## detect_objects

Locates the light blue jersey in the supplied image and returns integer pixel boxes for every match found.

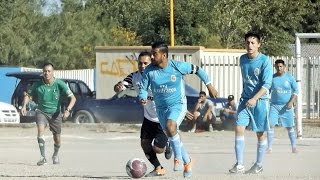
[240,53,272,99]
[237,53,272,132]
[269,72,298,127]
[270,73,298,105]
[139,59,211,128]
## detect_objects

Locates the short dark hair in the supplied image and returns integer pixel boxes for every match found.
[245,31,261,42]
[151,42,169,57]
[138,51,152,59]
[275,59,285,65]
[199,91,206,96]
[228,95,234,101]
[43,62,54,69]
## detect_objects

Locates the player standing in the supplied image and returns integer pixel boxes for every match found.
[266,59,298,153]
[229,31,272,174]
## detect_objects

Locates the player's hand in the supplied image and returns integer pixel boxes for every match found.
[114,81,124,92]
[184,111,194,121]
[140,99,147,106]
[20,106,27,116]
[62,111,70,121]
[207,85,218,98]
[246,98,257,108]
[287,102,294,109]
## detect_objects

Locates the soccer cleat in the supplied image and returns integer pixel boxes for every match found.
[145,167,165,177]
[292,147,298,153]
[37,157,47,166]
[229,163,245,174]
[173,159,183,171]
[164,142,173,160]
[245,163,263,174]
[52,155,60,164]
[183,158,192,178]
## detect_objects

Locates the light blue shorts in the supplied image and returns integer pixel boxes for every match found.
[237,98,270,132]
[269,104,295,128]
[157,103,187,130]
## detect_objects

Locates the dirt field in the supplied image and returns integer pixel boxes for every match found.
[0,122,319,180]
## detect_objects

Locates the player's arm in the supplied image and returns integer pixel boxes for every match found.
[114,73,133,92]
[60,81,76,120]
[138,72,150,106]
[247,58,272,107]
[287,75,299,108]
[176,61,218,97]
[21,93,31,116]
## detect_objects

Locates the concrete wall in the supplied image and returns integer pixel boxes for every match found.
[95,46,246,99]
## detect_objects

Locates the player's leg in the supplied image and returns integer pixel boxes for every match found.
[49,112,63,164]
[140,118,164,176]
[246,99,269,174]
[206,113,215,132]
[190,111,200,132]
[229,99,248,174]
[35,111,48,166]
[281,107,298,153]
[267,104,280,153]
[166,104,192,177]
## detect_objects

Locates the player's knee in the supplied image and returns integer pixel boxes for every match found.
[152,145,165,154]
[141,139,152,152]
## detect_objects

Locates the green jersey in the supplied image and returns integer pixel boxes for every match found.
[28,78,73,114]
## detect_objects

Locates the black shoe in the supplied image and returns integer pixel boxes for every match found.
[245,163,263,174]
[164,142,172,160]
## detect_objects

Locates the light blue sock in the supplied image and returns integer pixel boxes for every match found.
[267,128,274,150]
[235,136,244,165]
[169,133,182,161]
[180,142,191,164]
[287,127,296,148]
[256,139,267,166]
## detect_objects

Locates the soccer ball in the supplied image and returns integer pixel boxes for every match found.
[125,158,147,179]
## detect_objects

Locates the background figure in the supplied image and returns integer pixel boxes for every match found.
[139,42,218,178]
[114,51,172,177]
[267,59,298,154]
[21,62,76,166]
[189,91,216,132]
[229,31,272,174]
[220,95,237,130]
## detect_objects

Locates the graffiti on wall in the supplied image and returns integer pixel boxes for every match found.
[100,53,139,77]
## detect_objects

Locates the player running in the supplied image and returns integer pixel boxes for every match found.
[114,51,172,177]
[139,42,218,178]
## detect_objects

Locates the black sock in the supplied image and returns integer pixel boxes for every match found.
[53,144,60,157]
[145,151,161,169]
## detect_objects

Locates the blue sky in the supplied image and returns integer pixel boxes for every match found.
[43,0,62,15]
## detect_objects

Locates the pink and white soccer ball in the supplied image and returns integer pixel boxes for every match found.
[125,158,147,179]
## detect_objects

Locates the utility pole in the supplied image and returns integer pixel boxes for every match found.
[170,0,175,47]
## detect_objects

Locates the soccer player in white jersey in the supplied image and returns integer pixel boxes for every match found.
[266,59,298,154]
[229,31,273,174]
[138,42,218,178]
[114,51,172,177]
